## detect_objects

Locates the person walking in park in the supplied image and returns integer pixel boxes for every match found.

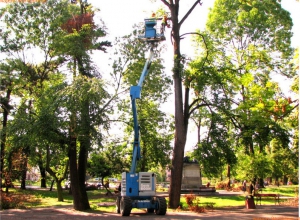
[242,180,247,193]
[249,181,255,198]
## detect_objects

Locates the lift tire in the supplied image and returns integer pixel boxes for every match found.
[155,197,167,215]
[120,196,132,216]
[115,196,121,213]
[147,208,154,213]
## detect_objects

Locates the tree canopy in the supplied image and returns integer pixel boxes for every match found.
[0,0,297,212]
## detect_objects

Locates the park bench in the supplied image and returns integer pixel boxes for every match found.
[255,191,280,205]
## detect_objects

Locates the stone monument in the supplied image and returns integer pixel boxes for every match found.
[181,157,202,189]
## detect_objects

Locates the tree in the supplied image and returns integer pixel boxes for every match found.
[0,0,113,209]
[235,148,272,183]
[0,0,72,190]
[160,0,205,209]
[0,63,15,190]
[190,0,296,185]
[56,0,112,210]
[198,0,294,153]
[192,111,237,180]
[31,80,70,201]
[87,143,130,192]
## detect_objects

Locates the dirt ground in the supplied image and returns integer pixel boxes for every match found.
[1,190,299,220]
[1,204,299,220]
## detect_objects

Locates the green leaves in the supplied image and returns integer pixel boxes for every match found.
[190,0,297,180]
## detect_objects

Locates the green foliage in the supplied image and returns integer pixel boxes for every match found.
[87,142,130,180]
[0,1,113,208]
[190,0,297,182]
[192,110,237,178]
[234,148,272,181]
[0,0,70,55]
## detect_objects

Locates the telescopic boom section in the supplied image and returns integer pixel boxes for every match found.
[129,44,155,174]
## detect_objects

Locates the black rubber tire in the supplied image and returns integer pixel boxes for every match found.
[120,196,132,216]
[147,208,155,213]
[115,196,121,214]
[155,197,167,215]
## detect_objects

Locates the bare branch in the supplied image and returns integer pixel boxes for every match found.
[188,97,210,116]
[161,0,170,7]
[179,0,202,28]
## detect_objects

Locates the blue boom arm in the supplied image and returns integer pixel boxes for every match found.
[129,45,154,174]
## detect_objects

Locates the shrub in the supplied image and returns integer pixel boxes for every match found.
[0,192,26,209]
[183,193,205,213]
[184,193,196,207]
[215,181,228,190]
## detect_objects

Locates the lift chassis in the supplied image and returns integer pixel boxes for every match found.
[115,18,167,216]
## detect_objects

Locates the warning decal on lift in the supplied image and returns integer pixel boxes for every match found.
[140,184,151,190]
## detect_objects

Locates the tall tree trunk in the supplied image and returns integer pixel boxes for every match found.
[77,100,91,210]
[4,172,11,193]
[227,164,231,188]
[0,88,11,190]
[67,55,90,210]
[259,178,264,188]
[162,0,202,209]
[69,99,90,211]
[56,179,64,202]
[49,180,54,191]
[283,175,288,185]
[168,8,188,209]
[39,164,47,188]
[20,156,28,190]
[249,140,254,155]
[169,56,188,208]
[37,152,47,188]
[78,144,90,209]
[69,136,83,210]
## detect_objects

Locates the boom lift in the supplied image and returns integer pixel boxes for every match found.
[115,18,167,216]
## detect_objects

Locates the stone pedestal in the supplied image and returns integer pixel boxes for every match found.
[181,162,201,189]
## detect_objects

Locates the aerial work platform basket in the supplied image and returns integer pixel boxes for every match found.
[138,18,166,42]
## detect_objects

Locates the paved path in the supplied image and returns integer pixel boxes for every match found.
[1,204,298,220]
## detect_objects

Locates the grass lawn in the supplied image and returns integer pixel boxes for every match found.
[180,185,298,209]
[2,185,298,212]
[258,185,298,197]
[180,195,245,209]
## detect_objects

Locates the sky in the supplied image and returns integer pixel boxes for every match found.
[90,0,299,91]
[90,0,299,47]
[88,0,299,152]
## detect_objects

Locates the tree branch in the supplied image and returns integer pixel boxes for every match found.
[95,41,112,53]
[161,0,170,7]
[179,0,202,28]
[180,32,208,71]
[188,97,210,117]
